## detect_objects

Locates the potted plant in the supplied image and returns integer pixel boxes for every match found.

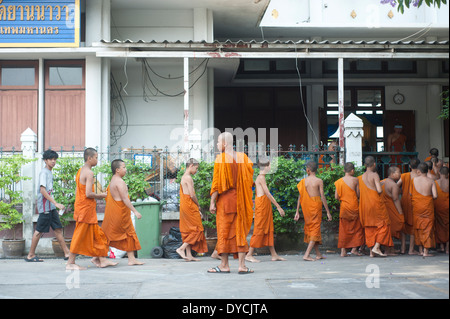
[0,155,34,258]
[51,157,83,256]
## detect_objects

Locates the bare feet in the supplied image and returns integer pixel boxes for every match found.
[128,259,145,266]
[210,251,221,260]
[271,255,286,261]
[176,247,189,261]
[371,247,387,257]
[92,257,118,268]
[315,255,326,260]
[66,263,87,270]
[408,250,419,255]
[245,255,261,263]
[303,255,315,261]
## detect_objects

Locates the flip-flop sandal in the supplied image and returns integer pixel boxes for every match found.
[24,256,43,262]
[207,266,230,273]
[238,268,254,275]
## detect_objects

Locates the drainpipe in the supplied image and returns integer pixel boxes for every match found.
[184,57,190,153]
[338,57,345,165]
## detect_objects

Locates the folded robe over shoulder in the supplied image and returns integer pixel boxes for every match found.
[297,179,323,244]
[400,172,414,235]
[381,182,405,240]
[250,194,274,248]
[434,181,449,245]
[210,152,254,256]
[334,178,364,249]
[71,168,109,257]
[179,185,208,254]
[358,175,393,248]
[102,186,141,252]
[411,180,435,248]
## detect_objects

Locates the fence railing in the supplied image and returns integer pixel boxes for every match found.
[362,151,419,179]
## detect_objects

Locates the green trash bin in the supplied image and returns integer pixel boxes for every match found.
[134,200,165,258]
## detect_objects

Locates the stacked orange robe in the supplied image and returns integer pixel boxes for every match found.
[70,168,109,257]
[249,194,274,248]
[179,185,208,253]
[434,181,448,245]
[210,152,254,257]
[358,176,393,248]
[297,179,323,244]
[102,186,141,252]
[411,180,435,248]
[400,172,414,235]
[381,182,405,240]
[334,178,364,249]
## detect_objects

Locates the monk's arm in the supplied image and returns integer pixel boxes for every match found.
[334,188,339,200]
[118,182,141,218]
[374,175,383,194]
[185,178,200,210]
[294,195,301,221]
[85,171,106,199]
[210,191,218,214]
[391,185,403,215]
[432,182,438,199]
[319,181,332,221]
[355,182,360,199]
[261,178,281,210]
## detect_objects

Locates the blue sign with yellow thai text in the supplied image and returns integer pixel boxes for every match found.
[0,0,79,47]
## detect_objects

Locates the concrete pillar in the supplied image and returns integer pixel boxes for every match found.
[20,128,37,250]
[344,113,364,167]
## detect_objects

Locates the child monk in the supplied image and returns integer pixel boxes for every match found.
[411,163,437,257]
[380,166,405,255]
[177,158,208,261]
[66,148,117,270]
[334,162,364,257]
[246,158,286,263]
[102,159,144,266]
[398,158,420,255]
[358,156,393,257]
[295,161,332,261]
[434,166,449,254]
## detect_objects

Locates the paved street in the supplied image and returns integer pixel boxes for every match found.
[0,251,448,300]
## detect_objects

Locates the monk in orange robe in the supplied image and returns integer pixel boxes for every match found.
[387,124,407,168]
[207,132,254,274]
[246,158,286,263]
[398,157,420,254]
[411,163,437,257]
[295,161,332,261]
[358,156,393,257]
[334,162,364,257]
[380,166,405,255]
[177,158,208,261]
[434,166,449,254]
[66,148,117,270]
[102,159,144,266]
[318,141,337,170]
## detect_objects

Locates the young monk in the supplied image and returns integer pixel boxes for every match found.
[380,166,405,255]
[358,156,393,257]
[398,158,420,255]
[102,159,144,266]
[411,163,437,257]
[66,148,117,270]
[246,158,286,263]
[177,158,208,261]
[294,161,332,261]
[208,132,254,274]
[334,162,364,257]
[434,166,449,254]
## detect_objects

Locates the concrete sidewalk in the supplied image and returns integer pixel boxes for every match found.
[0,251,448,300]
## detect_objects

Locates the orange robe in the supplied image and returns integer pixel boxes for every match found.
[71,168,109,257]
[250,194,274,248]
[381,182,405,240]
[400,173,414,235]
[434,182,449,245]
[210,152,254,257]
[102,186,141,252]
[334,178,364,249]
[297,179,323,244]
[358,176,393,248]
[179,185,208,253]
[411,180,435,248]
[390,135,406,167]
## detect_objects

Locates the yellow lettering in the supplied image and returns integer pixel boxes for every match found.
[0,6,5,21]
[25,5,34,20]
[55,5,60,20]
[63,5,69,21]
[26,26,34,34]
[39,26,46,34]
[7,5,15,20]
[17,5,23,20]
[36,5,44,21]
[46,5,53,20]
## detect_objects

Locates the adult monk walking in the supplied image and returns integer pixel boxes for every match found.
[66,148,117,270]
[358,156,393,257]
[434,166,449,254]
[102,159,144,266]
[207,132,254,274]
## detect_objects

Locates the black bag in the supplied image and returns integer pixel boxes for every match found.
[161,227,182,259]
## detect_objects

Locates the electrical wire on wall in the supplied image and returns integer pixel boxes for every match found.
[141,58,210,101]
[294,44,320,147]
[110,73,129,146]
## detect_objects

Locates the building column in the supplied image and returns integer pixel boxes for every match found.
[344,114,364,167]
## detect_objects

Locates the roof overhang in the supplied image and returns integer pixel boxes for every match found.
[93,39,449,60]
